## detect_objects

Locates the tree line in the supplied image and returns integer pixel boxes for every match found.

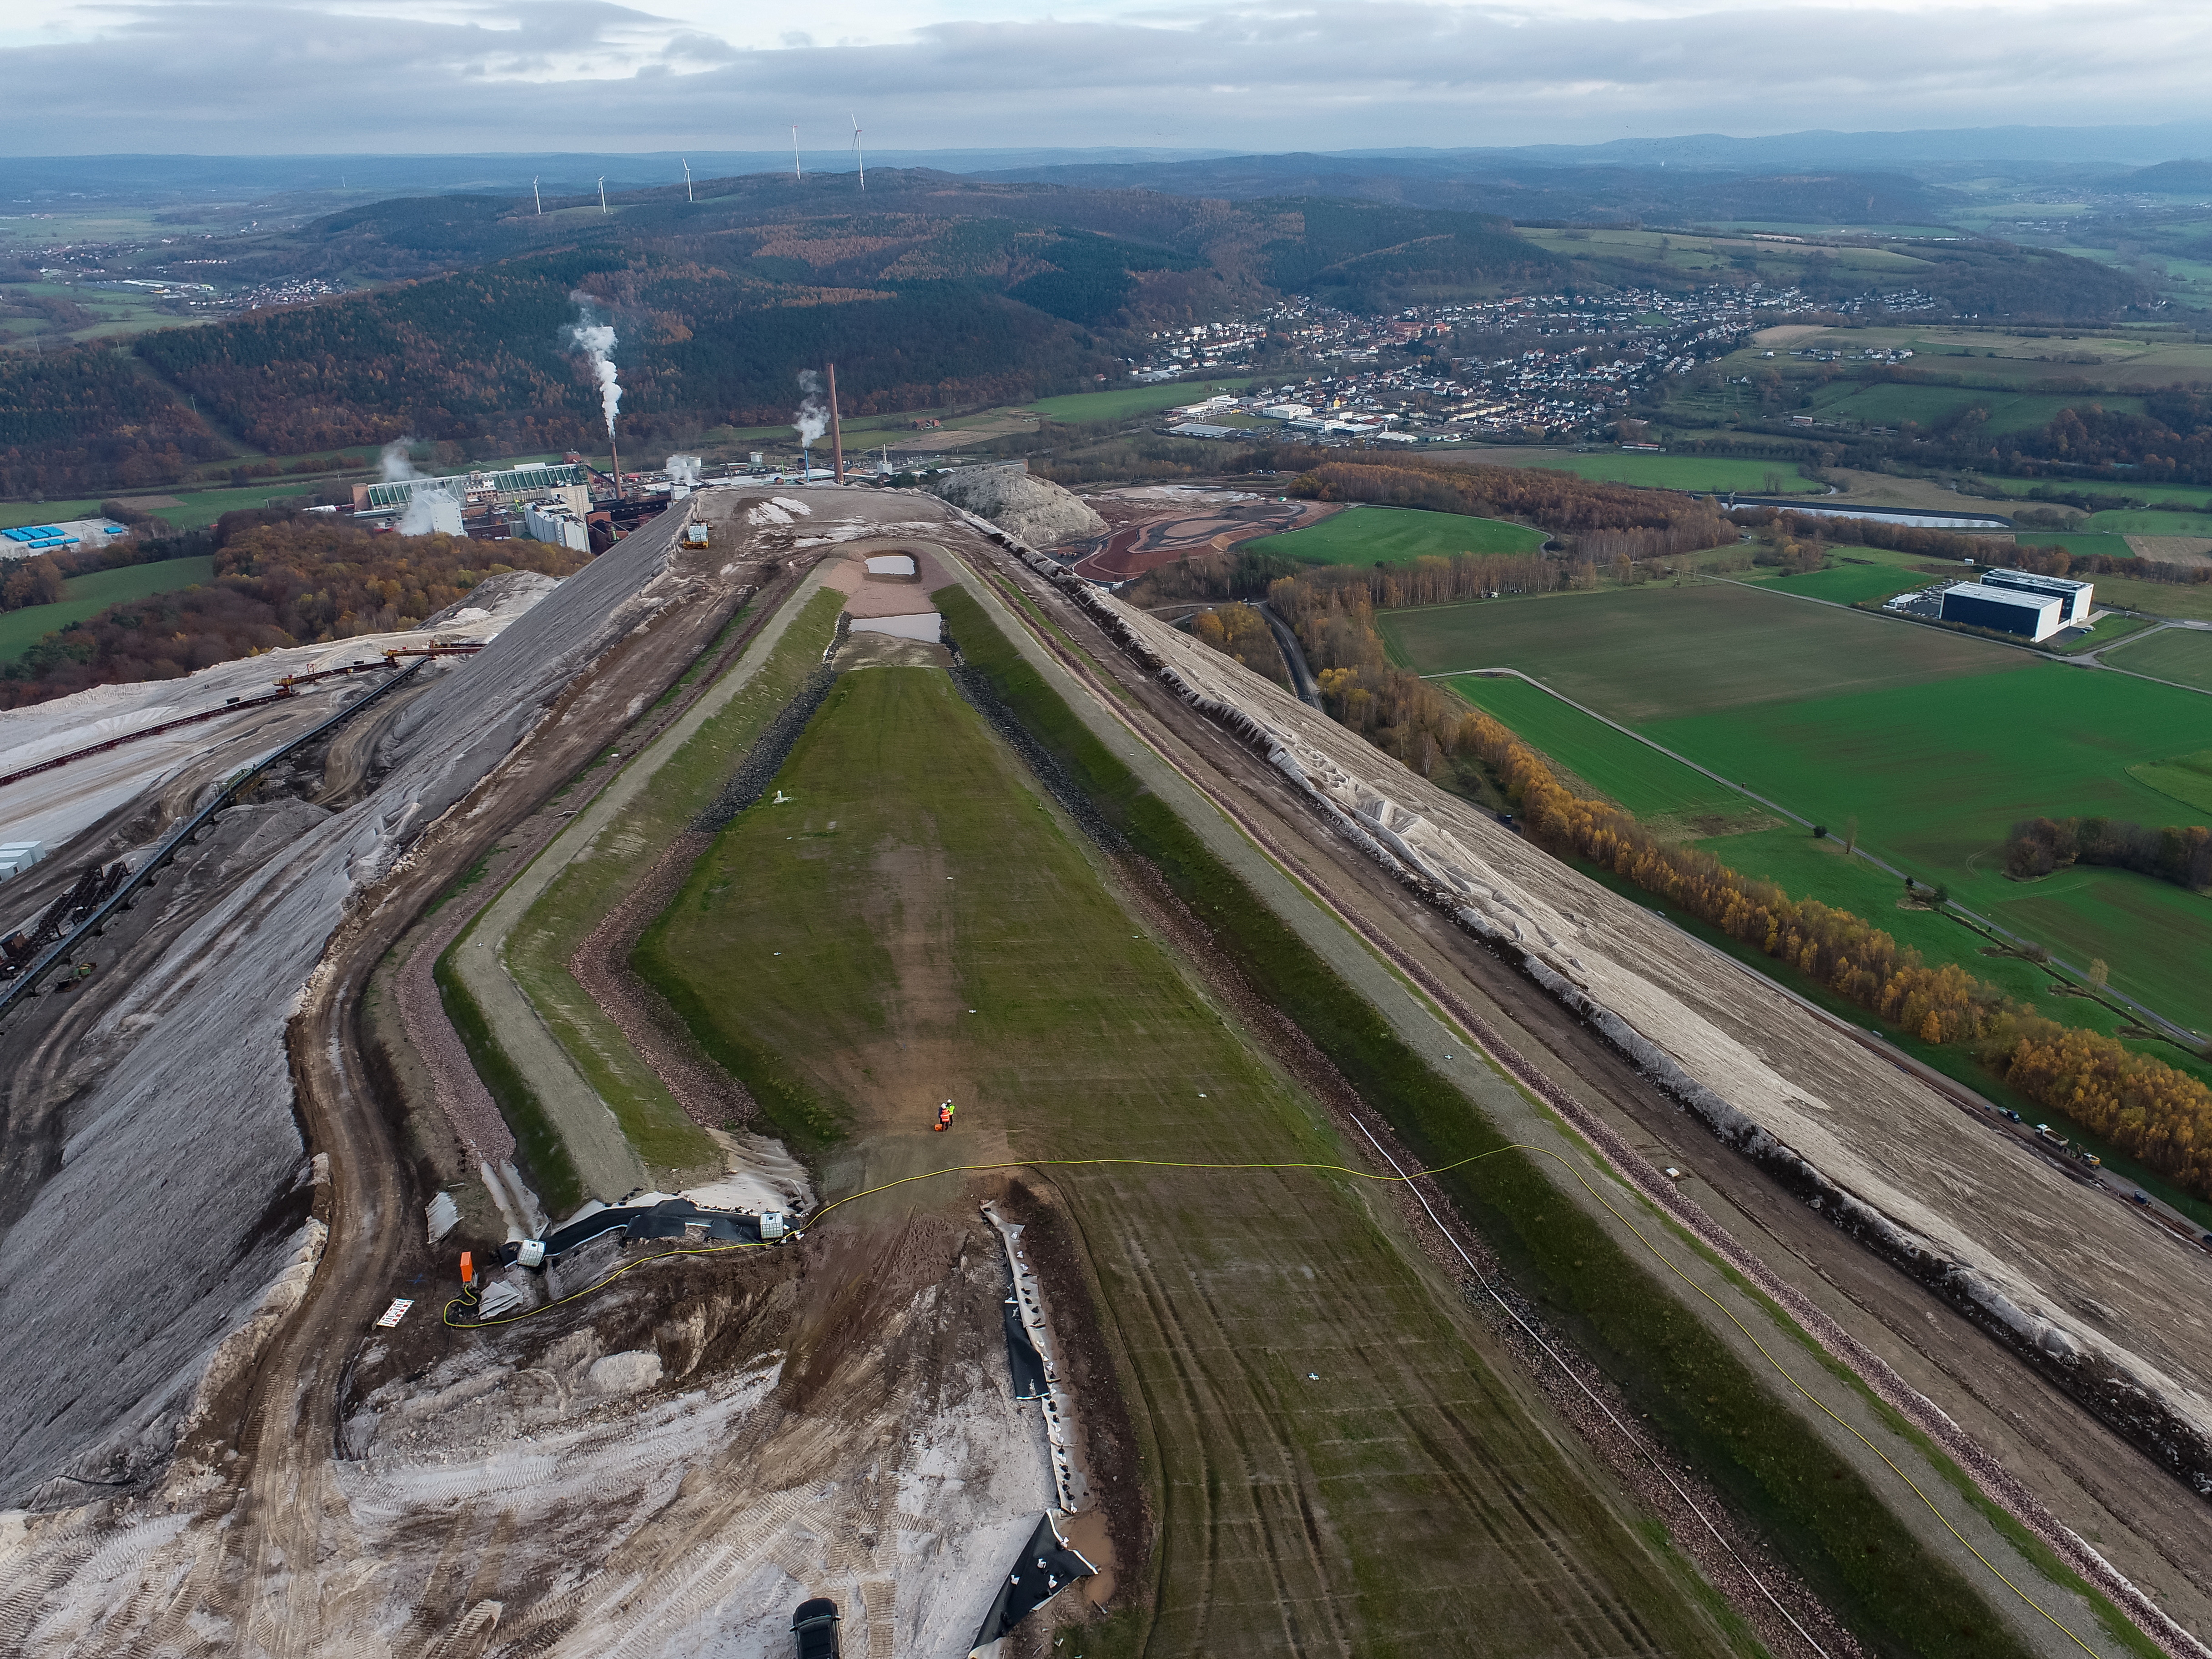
[1187,603,1290,688]
[1,512,585,708]
[2006,816,2212,893]
[1289,457,1735,559]
[0,500,214,616]
[1466,705,2212,1197]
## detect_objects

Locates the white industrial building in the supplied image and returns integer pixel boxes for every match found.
[1977,566,2094,623]
[1940,582,2065,641]
[524,501,592,553]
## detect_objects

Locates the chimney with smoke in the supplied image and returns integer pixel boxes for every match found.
[794,370,830,479]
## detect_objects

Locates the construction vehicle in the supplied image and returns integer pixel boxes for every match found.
[681,518,710,549]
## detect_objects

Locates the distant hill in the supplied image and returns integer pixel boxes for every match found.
[2125,160,2212,194]
[0,167,2159,498]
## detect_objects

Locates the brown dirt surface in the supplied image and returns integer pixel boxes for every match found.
[1065,496,1337,582]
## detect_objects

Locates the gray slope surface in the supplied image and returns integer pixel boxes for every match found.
[0,516,689,1504]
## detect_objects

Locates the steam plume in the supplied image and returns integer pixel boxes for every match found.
[397,482,457,537]
[378,439,422,482]
[566,297,623,438]
[794,370,830,446]
[665,452,702,487]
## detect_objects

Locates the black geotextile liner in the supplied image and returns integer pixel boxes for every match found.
[1003,1296,1048,1400]
[947,654,1126,852]
[972,1513,1096,1647]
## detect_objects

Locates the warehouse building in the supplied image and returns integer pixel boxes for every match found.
[1977,567,2094,623]
[1941,581,2064,641]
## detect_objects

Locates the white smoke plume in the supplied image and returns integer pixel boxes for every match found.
[794,370,830,447]
[665,453,702,486]
[396,483,459,537]
[566,297,622,438]
[378,439,422,482]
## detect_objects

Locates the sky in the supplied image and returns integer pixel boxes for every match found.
[3,0,2210,156]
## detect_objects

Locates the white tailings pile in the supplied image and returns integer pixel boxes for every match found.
[932,468,1105,548]
[0,517,699,1507]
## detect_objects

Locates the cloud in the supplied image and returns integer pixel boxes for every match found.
[2,0,2208,154]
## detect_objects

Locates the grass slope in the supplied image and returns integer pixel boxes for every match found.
[636,656,1761,1658]
[0,555,216,662]
[498,588,846,1170]
[1248,504,1546,568]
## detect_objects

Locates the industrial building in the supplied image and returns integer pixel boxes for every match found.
[1940,581,2064,641]
[524,500,592,553]
[1977,566,2094,623]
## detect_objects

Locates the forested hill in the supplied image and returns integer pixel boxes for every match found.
[0,174,1569,496]
[0,165,2161,498]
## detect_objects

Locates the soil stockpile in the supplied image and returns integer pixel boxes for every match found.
[933,466,1106,548]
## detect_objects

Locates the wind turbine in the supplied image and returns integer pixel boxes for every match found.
[532,176,542,215]
[597,176,608,214]
[850,114,865,191]
[791,125,803,181]
[682,158,693,202]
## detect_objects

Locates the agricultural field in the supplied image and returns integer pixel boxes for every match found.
[2131,749,2212,816]
[0,555,216,662]
[1025,377,1259,422]
[1379,582,2024,723]
[1468,447,1823,494]
[2106,627,2212,693]
[634,654,1745,1654]
[1711,327,2212,390]
[1246,503,1545,566]
[1741,558,1931,607]
[2083,508,2212,537]
[1385,582,2212,1032]
[1806,382,2143,435]
[2081,572,2212,621]
[2011,533,2135,562]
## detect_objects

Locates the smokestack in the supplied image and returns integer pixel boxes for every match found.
[609,429,622,500]
[827,362,844,483]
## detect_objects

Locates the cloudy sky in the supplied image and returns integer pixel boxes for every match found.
[3,0,2207,156]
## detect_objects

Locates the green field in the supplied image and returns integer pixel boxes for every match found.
[0,556,217,662]
[1249,504,1547,566]
[2012,533,2135,561]
[2084,509,2212,537]
[2131,749,2212,815]
[635,654,1752,1654]
[1486,450,1821,494]
[1444,673,1755,827]
[2106,627,2212,693]
[1025,377,1259,422]
[1381,583,2026,722]
[1810,383,2142,436]
[1384,583,2212,1031]
[2082,572,2212,621]
[1746,560,1930,606]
